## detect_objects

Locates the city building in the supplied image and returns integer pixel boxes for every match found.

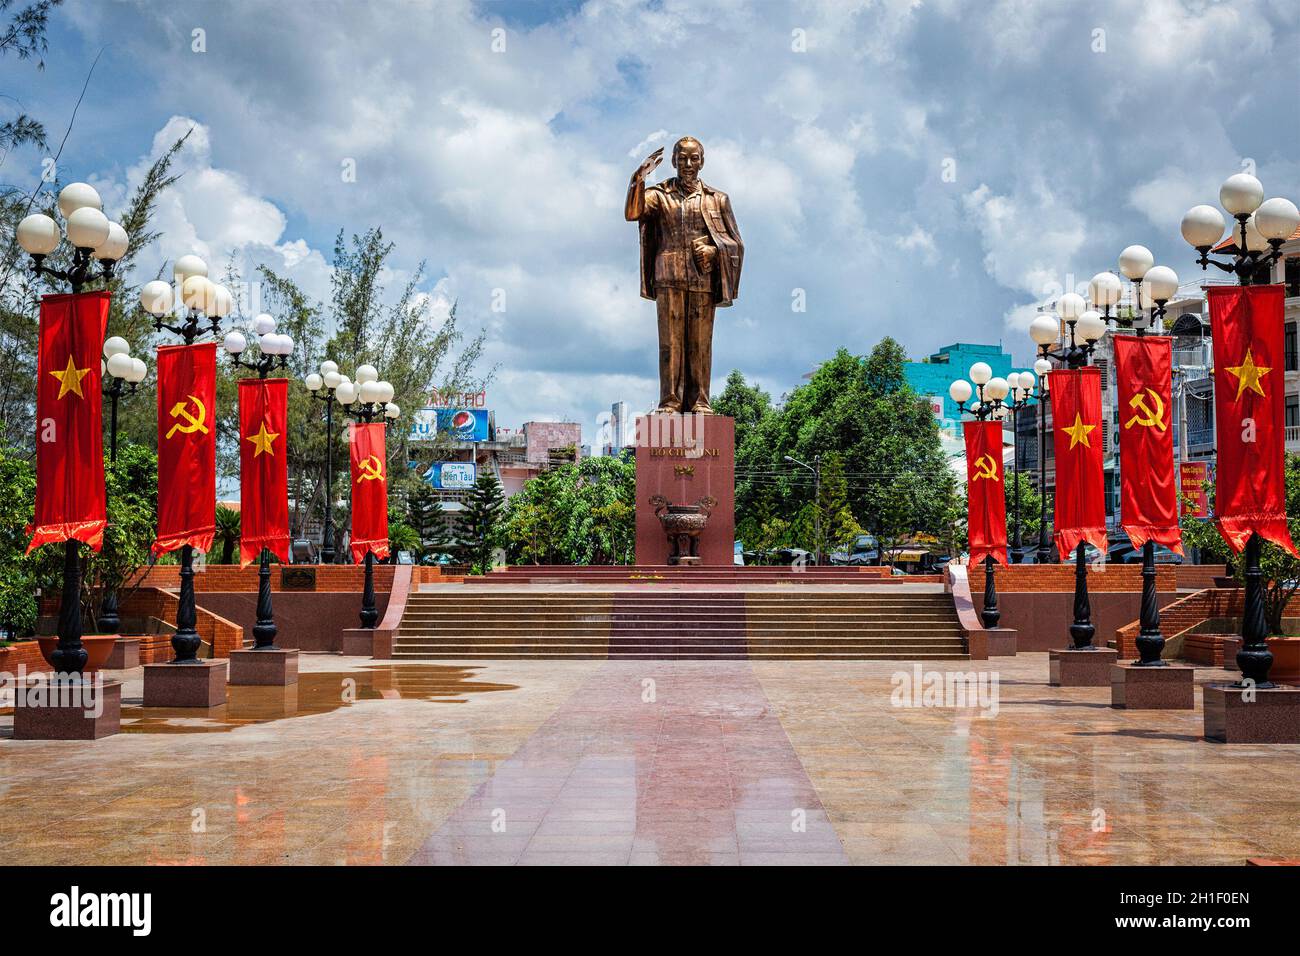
[601,400,634,456]
[903,342,1035,438]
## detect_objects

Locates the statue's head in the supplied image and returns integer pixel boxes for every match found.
[672,137,704,184]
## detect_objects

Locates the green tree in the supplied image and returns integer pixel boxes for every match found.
[457,468,505,574]
[213,505,240,565]
[87,443,158,623]
[500,454,636,565]
[712,369,773,455]
[0,443,37,637]
[1181,453,1300,634]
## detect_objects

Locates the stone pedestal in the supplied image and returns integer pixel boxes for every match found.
[1049,647,1118,687]
[985,628,1017,657]
[12,678,122,740]
[1111,663,1195,709]
[634,413,734,567]
[228,648,298,686]
[1203,683,1300,743]
[143,659,228,708]
[341,628,376,657]
[105,637,140,670]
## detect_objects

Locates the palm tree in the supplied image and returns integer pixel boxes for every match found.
[214,505,241,565]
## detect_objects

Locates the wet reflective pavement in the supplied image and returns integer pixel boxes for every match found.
[119,666,519,734]
[1,655,1298,865]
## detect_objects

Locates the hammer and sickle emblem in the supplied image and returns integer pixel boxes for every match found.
[165,395,209,439]
[1124,389,1167,431]
[356,455,385,482]
[972,454,999,482]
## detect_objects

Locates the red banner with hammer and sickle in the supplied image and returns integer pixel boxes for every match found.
[238,377,290,566]
[1050,366,1107,559]
[963,419,1007,566]
[350,422,390,561]
[153,342,216,555]
[1113,335,1182,553]
[1209,284,1297,556]
[27,291,110,553]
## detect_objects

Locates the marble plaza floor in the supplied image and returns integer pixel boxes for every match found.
[1,653,1298,865]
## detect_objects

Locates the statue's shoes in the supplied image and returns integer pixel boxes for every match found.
[689,403,713,414]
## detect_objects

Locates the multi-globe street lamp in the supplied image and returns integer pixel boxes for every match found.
[1002,369,1038,563]
[304,361,353,564]
[15,183,130,676]
[1029,295,1107,650]
[948,362,1008,629]
[16,183,129,293]
[139,255,235,664]
[1098,253,1180,666]
[96,336,147,634]
[335,364,400,628]
[1180,172,1300,687]
[224,313,295,651]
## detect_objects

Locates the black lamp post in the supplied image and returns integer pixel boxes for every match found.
[1035,381,1052,563]
[1180,175,1300,687]
[15,185,131,677]
[140,255,230,664]
[305,361,350,565]
[95,340,147,633]
[1029,294,1108,649]
[949,364,1013,629]
[223,315,293,650]
[338,366,400,629]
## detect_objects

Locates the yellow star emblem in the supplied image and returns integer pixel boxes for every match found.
[246,421,279,457]
[1060,413,1095,449]
[49,355,91,400]
[1225,347,1271,401]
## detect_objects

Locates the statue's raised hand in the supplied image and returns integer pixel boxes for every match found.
[633,147,664,182]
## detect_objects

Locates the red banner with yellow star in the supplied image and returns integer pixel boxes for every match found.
[1050,366,1106,559]
[1209,284,1297,556]
[963,419,1007,566]
[1113,335,1182,553]
[349,422,390,562]
[27,291,110,553]
[153,343,217,556]
[238,377,290,566]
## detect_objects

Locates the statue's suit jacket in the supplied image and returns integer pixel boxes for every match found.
[628,177,744,307]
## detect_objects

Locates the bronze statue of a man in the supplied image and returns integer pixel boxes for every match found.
[625,136,743,414]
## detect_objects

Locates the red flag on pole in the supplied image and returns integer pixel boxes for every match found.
[1113,335,1182,553]
[153,342,217,555]
[238,377,290,566]
[27,291,110,553]
[349,422,390,562]
[1051,366,1107,559]
[963,419,1007,566]
[1208,284,1297,556]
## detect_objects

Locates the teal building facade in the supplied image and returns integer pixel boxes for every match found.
[902,342,1035,432]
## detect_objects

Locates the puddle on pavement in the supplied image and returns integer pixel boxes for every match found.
[119,664,519,734]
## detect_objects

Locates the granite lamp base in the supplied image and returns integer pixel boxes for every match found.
[228,648,299,686]
[105,637,140,670]
[143,659,228,708]
[1049,647,1118,687]
[1203,683,1300,743]
[1111,663,1195,709]
[985,628,1017,657]
[12,678,122,740]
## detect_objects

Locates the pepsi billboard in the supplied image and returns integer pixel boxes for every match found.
[408,407,491,443]
[436,408,490,442]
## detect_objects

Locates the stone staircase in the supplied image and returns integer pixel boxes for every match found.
[393,590,968,660]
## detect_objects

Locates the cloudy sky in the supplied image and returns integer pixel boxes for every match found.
[6,0,1300,447]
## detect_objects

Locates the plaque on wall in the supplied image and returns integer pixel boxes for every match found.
[280,567,317,591]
